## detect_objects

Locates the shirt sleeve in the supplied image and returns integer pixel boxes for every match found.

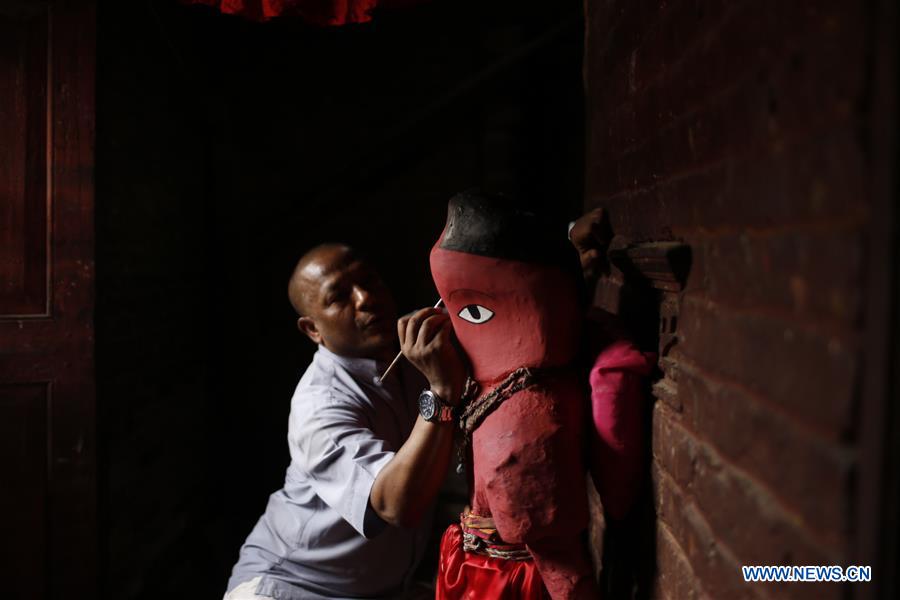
[288,388,395,538]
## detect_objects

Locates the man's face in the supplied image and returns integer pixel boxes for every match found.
[299,249,397,360]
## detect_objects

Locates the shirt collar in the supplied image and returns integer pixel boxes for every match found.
[316,344,391,383]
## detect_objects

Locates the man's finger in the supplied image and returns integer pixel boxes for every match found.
[406,307,440,330]
[405,307,439,348]
[416,313,449,347]
[403,309,425,348]
[397,315,409,344]
[422,318,453,351]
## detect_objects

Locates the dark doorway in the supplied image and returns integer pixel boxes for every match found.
[95,1,585,597]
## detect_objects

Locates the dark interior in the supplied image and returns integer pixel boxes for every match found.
[95,1,584,596]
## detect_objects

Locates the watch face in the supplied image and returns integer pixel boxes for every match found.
[419,391,436,421]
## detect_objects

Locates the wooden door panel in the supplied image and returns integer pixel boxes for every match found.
[0,384,49,598]
[0,7,49,317]
[0,2,96,598]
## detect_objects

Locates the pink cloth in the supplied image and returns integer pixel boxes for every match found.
[588,339,656,520]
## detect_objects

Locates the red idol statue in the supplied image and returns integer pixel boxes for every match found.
[431,192,653,599]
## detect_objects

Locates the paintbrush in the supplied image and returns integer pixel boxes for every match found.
[379,298,444,382]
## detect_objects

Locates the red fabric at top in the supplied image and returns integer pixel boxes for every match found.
[182,0,419,25]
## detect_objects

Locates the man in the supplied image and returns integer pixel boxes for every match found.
[224,243,467,600]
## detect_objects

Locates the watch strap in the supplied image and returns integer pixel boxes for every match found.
[435,403,454,423]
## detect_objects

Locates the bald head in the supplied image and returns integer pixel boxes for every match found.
[288,243,356,316]
[288,243,397,359]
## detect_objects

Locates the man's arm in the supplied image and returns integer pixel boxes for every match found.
[369,307,466,528]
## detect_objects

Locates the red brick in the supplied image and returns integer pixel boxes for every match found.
[656,521,703,600]
[675,296,858,436]
[654,460,766,600]
[584,1,872,596]
[692,443,842,564]
[695,227,865,326]
[586,481,605,580]
[652,401,699,489]
[653,370,682,413]
[678,364,854,545]
[655,404,848,559]
[589,125,867,244]
[653,419,847,600]
[586,0,869,203]
[604,97,638,159]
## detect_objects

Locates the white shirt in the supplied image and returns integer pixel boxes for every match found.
[227,345,431,599]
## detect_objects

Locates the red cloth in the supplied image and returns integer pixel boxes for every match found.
[181,0,419,25]
[588,339,656,520]
[436,525,549,600]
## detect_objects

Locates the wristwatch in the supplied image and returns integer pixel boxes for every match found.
[418,389,454,423]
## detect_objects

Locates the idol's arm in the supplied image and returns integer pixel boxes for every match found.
[475,386,599,599]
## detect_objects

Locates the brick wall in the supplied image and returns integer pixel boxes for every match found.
[584,2,894,599]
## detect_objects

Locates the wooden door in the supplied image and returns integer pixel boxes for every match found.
[0,1,96,597]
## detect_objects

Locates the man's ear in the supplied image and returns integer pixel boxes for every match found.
[297,316,322,344]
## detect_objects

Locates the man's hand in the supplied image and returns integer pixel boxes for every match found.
[370,306,466,528]
[398,307,467,405]
[570,207,612,280]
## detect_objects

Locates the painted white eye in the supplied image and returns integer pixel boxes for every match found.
[457,304,494,324]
